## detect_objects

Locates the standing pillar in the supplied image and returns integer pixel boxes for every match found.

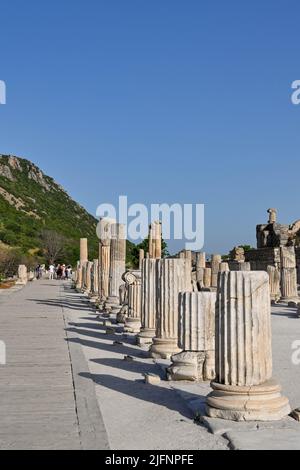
[139,249,145,270]
[211,254,222,288]
[80,238,88,263]
[16,265,28,285]
[206,271,290,421]
[85,261,93,294]
[150,258,192,359]
[196,252,206,285]
[90,259,99,299]
[203,268,212,288]
[149,221,162,259]
[167,291,216,381]
[280,247,298,302]
[98,218,114,301]
[137,259,160,346]
[123,271,142,333]
[108,223,126,305]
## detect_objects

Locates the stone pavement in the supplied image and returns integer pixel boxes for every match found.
[0,279,108,450]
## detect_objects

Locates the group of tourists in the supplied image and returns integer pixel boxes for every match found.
[35,264,72,280]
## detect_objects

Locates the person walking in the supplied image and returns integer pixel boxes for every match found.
[49,264,55,280]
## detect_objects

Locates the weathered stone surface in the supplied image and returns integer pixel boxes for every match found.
[108,223,126,305]
[149,221,162,259]
[80,238,88,263]
[123,270,142,333]
[203,268,212,288]
[137,259,160,346]
[150,258,192,360]
[168,291,216,381]
[211,254,222,288]
[267,265,281,302]
[206,271,290,421]
[16,265,27,285]
[280,247,298,302]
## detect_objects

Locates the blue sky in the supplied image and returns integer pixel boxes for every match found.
[1,0,300,254]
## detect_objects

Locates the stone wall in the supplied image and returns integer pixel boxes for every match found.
[244,247,280,271]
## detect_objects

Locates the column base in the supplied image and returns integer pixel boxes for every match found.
[167,350,215,382]
[124,317,141,334]
[136,328,156,346]
[149,337,181,360]
[206,378,291,421]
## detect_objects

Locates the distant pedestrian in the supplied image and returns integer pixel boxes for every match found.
[35,264,42,280]
[56,264,62,279]
[49,264,55,280]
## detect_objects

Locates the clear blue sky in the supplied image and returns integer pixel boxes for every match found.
[1,0,300,254]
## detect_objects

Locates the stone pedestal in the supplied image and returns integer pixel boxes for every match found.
[280,247,298,302]
[16,264,27,285]
[108,223,126,307]
[150,258,192,359]
[206,271,290,421]
[123,271,142,333]
[167,291,216,381]
[137,259,160,346]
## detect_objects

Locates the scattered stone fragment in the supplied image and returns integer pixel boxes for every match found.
[144,373,161,385]
[113,341,123,346]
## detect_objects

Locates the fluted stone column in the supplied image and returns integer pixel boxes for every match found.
[267,265,281,302]
[139,249,145,270]
[75,261,82,290]
[150,258,192,359]
[203,267,212,288]
[108,223,126,306]
[196,252,206,285]
[280,247,298,302]
[80,238,88,263]
[219,262,229,272]
[89,259,99,300]
[84,261,93,294]
[168,291,216,381]
[137,259,160,346]
[149,221,162,259]
[206,271,290,421]
[98,218,114,302]
[211,254,222,288]
[123,271,142,333]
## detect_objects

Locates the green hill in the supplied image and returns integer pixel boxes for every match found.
[0,154,135,269]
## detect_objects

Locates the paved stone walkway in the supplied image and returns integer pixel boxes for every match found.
[0,280,108,450]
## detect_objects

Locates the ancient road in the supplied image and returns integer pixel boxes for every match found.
[0,279,227,450]
[0,279,299,450]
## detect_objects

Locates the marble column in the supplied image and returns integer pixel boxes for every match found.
[280,247,298,302]
[150,258,192,359]
[89,259,99,300]
[167,291,216,381]
[149,221,162,259]
[267,265,281,302]
[137,259,160,346]
[211,254,222,288]
[75,260,82,290]
[196,252,206,285]
[219,262,229,272]
[123,270,142,333]
[85,261,93,294]
[108,223,126,306]
[80,238,88,263]
[203,267,212,288]
[139,249,145,270]
[206,271,290,421]
[98,219,114,301]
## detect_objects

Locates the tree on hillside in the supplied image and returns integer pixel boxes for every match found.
[40,230,66,265]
